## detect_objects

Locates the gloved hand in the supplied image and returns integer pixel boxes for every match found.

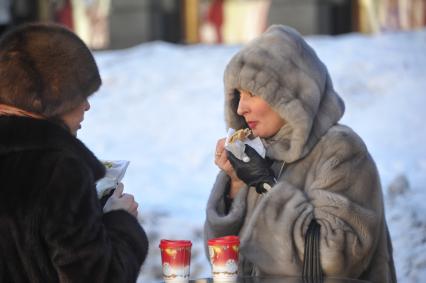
[227,144,276,194]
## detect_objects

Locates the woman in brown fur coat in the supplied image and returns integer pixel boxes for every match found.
[204,25,396,283]
[0,23,148,282]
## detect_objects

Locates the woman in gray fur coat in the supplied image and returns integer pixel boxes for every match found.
[204,25,396,283]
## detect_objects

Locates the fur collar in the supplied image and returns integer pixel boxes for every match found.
[0,116,105,180]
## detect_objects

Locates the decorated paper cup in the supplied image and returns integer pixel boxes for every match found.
[159,240,192,282]
[207,236,240,281]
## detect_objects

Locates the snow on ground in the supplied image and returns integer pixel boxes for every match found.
[78,28,426,282]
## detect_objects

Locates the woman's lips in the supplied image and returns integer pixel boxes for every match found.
[247,121,257,129]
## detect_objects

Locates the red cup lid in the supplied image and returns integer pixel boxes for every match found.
[208,235,240,246]
[159,239,192,249]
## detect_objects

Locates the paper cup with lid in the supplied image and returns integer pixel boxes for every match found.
[159,239,192,282]
[207,236,240,281]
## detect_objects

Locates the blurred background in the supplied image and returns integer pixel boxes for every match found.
[1,0,426,49]
[1,1,426,282]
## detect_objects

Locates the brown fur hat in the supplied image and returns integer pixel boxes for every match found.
[0,22,101,117]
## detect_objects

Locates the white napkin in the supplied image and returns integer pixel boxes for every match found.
[224,128,265,162]
[96,160,130,198]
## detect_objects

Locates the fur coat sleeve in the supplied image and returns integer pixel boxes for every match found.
[40,155,148,282]
[204,171,249,240]
[0,117,149,282]
[205,126,394,282]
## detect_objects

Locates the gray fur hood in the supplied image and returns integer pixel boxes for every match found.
[224,25,345,162]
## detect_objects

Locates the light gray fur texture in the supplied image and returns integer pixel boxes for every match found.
[204,25,396,283]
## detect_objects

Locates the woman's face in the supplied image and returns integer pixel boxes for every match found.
[236,90,285,138]
[60,99,90,136]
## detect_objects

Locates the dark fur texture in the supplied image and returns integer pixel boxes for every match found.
[0,23,101,117]
[0,116,148,282]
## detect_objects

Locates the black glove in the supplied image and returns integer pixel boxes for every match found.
[227,144,276,194]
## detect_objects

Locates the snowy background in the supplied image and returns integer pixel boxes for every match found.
[79,29,426,282]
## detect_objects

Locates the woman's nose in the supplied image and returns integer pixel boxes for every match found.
[237,96,249,116]
[84,100,90,111]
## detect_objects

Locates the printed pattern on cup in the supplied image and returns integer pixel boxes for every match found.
[159,240,192,282]
[207,236,240,281]
[209,245,238,278]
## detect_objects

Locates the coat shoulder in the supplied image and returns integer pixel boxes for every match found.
[318,124,368,158]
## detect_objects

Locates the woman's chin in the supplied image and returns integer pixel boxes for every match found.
[71,127,79,136]
[252,130,264,138]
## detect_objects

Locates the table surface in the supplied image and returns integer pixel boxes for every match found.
[161,276,370,283]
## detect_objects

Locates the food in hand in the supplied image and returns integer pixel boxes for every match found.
[228,128,252,144]
[103,161,114,169]
[96,160,130,199]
